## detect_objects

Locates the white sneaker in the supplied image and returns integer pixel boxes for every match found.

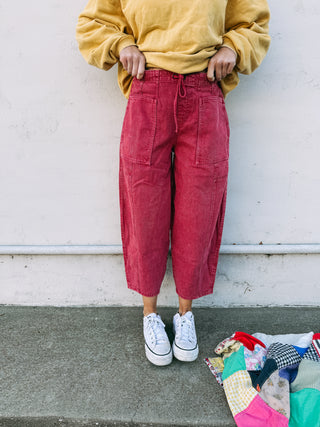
[173,311,199,362]
[143,313,173,366]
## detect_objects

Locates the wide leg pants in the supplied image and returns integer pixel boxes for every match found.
[119,69,229,300]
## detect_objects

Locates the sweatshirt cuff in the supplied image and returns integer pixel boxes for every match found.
[220,37,238,59]
[114,35,137,58]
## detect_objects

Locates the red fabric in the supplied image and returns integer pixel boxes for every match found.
[233,332,266,350]
[119,69,229,299]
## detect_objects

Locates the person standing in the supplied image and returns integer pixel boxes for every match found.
[76,0,271,366]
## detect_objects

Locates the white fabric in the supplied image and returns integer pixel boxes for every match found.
[252,332,314,349]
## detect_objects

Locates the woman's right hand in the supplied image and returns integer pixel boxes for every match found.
[119,45,146,80]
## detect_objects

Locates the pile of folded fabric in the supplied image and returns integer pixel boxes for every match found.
[205,331,320,426]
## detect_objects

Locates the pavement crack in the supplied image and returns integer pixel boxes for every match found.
[130,395,142,424]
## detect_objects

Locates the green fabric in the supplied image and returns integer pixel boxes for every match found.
[289,388,320,427]
[291,359,320,393]
[222,345,246,381]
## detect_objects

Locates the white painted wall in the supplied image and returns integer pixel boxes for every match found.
[0,0,319,306]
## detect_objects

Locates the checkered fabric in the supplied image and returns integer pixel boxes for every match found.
[267,342,302,369]
[304,342,320,362]
[223,370,258,416]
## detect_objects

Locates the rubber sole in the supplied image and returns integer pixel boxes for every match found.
[145,344,173,366]
[173,341,199,362]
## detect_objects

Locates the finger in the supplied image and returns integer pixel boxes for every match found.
[126,57,133,74]
[207,58,215,81]
[137,55,145,79]
[121,56,128,70]
[131,55,139,77]
[218,62,225,80]
[215,61,222,81]
[226,61,234,75]
[222,62,229,79]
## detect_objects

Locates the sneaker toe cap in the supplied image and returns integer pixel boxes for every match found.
[175,339,198,351]
[147,341,171,356]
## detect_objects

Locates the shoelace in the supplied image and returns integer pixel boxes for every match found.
[177,317,196,343]
[146,317,167,344]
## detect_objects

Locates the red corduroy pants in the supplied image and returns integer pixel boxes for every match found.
[119,69,229,300]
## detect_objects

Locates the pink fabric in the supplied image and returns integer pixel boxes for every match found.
[119,69,229,299]
[234,395,289,427]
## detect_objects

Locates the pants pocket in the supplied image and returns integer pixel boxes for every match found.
[195,96,229,166]
[120,96,157,165]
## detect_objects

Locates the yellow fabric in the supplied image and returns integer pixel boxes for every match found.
[76,0,271,98]
[207,357,225,373]
[223,370,258,416]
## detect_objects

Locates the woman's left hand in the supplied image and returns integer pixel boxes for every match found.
[207,47,237,82]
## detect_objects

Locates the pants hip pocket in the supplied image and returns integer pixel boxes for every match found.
[120,96,157,165]
[195,96,229,166]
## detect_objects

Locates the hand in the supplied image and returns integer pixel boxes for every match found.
[119,45,146,80]
[207,47,237,82]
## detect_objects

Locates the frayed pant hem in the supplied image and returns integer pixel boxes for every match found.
[127,285,160,298]
[175,288,214,301]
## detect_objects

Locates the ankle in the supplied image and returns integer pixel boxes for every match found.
[178,297,192,316]
[144,310,157,317]
[178,309,192,316]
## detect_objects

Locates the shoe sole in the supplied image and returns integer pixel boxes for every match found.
[173,342,199,362]
[145,344,173,366]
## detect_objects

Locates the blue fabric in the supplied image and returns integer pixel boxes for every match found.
[279,363,299,383]
[293,345,309,357]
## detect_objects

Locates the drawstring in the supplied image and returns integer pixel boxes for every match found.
[173,74,187,133]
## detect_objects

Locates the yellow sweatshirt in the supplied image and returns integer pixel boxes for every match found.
[76,0,271,98]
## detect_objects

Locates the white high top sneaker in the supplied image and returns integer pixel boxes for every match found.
[143,313,173,366]
[173,311,199,362]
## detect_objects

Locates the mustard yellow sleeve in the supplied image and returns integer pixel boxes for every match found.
[75,0,136,70]
[222,0,271,75]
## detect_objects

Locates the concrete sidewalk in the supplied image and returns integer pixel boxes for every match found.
[0,306,318,426]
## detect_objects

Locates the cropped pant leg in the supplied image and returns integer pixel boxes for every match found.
[119,70,229,299]
[119,72,176,296]
[170,75,229,300]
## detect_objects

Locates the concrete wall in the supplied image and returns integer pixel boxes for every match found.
[0,0,319,306]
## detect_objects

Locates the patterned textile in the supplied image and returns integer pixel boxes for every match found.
[259,370,290,418]
[313,334,320,357]
[204,357,224,386]
[244,344,267,371]
[266,343,302,369]
[223,370,258,416]
[206,331,320,427]
[303,340,320,362]
[215,331,265,358]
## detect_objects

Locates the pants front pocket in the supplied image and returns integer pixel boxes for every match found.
[120,96,157,165]
[195,96,229,166]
